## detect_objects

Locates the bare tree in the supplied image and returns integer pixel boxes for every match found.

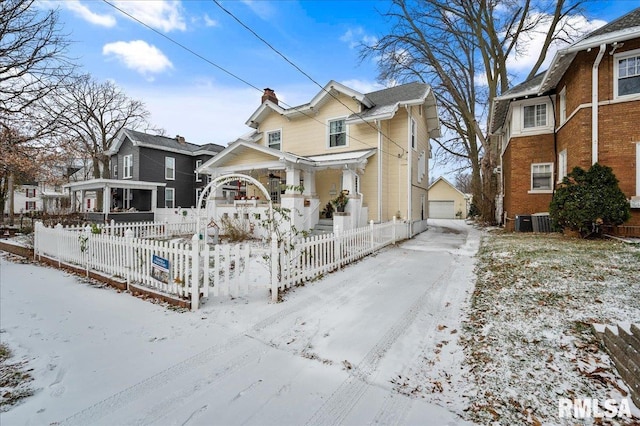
[53,74,151,181]
[454,171,473,194]
[363,0,584,223]
[0,0,73,119]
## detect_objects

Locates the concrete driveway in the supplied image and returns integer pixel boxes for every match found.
[1,219,478,426]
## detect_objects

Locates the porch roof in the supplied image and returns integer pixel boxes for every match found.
[197,139,376,175]
[63,178,166,192]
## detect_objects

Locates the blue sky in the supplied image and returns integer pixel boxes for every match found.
[42,0,639,177]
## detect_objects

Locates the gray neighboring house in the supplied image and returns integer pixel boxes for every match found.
[106,129,224,211]
[65,129,224,223]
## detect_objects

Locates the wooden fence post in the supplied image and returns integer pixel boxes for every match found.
[392,216,396,245]
[270,233,279,303]
[125,228,134,290]
[190,233,200,311]
[55,223,63,267]
[370,220,374,250]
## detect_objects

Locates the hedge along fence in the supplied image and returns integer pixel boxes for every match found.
[34,217,420,309]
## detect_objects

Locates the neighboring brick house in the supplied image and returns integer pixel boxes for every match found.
[65,129,224,222]
[491,7,640,234]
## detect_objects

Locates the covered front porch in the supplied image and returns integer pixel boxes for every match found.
[63,179,165,223]
[197,140,375,234]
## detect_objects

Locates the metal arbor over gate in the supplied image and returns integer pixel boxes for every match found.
[195,173,274,237]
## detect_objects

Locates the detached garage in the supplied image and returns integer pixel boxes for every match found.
[427,177,469,219]
[429,200,456,219]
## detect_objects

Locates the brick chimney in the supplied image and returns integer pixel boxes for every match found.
[261,88,278,105]
[175,135,186,144]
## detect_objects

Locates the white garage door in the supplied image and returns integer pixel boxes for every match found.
[429,200,455,219]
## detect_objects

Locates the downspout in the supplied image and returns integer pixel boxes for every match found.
[548,94,557,196]
[376,119,382,222]
[406,106,412,227]
[592,44,606,165]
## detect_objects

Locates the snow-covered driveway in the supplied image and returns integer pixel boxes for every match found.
[0,219,478,426]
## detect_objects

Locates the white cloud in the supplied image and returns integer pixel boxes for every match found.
[113,0,186,32]
[506,13,607,77]
[240,0,275,20]
[61,0,116,27]
[203,13,218,28]
[340,27,378,49]
[340,79,387,94]
[102,40,173,77]
[126,83,260,145]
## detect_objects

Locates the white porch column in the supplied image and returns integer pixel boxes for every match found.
[303,170,316,196]
[80,190,85,212]
[281,166,304,232]
[341,168,360,228]
[151,188,158,212]
[285,167,302,194]
[102,184,111,215]
[303,169,319,230]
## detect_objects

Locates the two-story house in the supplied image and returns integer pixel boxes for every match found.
[65,129,224,222]
[491,7,640,235]
[196,80,441,233]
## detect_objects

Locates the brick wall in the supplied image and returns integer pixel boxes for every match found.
[503,134,555,230]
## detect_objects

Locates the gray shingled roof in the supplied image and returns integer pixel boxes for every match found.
[124,129,224,154]
[348,82,430,120]
[580,7,640,40]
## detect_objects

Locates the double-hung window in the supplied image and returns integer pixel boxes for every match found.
[410,118,417,150]
[531,163,553,191]
[25,188,36,198]
[195,159,202,182]
[558,150,567,182]
[267,130,281,150]
[123,154,133,179]
[523,104,547,128]
[165,157,175,180]
[616,50,640,98]
[559,87,567,124]
[165,188,175,208]
[113,163,118,179]
[328,119,346,147]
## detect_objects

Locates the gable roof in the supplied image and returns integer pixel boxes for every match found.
[245,80,441,138]
[490,7,640,134]
[106,128,225,157]
[427,176,467,198]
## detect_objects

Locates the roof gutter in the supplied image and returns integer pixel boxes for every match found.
[592,43,606,165]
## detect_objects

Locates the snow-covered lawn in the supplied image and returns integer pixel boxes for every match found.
[0,220,478,425]
[463,231,640,425]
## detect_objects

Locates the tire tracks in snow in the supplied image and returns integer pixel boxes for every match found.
[57,253,399,426]
[304,263,456,426]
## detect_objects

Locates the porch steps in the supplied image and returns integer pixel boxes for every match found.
[310,219,333,235]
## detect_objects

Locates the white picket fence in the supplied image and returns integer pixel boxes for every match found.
[34,217,421,310]
[274,218,410,295]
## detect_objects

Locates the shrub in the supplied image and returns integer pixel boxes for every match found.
[549,163,630,237]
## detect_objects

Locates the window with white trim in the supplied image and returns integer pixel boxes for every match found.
[25,188,36,198]
[523,104,547,128]
[267,130,281,150]
[558,150,567,182]
[123,154,133,179]
[195,159,202,182]
[417,150,426,183]
[531,163,553,191]
[195,188,204,208]
[328,118,346,147]
[615,50,640,98]
[559,87,567,124]
[165,188,175,208]
[113,163,118,179]
[25,201,36,211]
[165,157,175,180]
[410,118,417,150]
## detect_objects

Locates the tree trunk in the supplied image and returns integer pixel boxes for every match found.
[8,174,16,226]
